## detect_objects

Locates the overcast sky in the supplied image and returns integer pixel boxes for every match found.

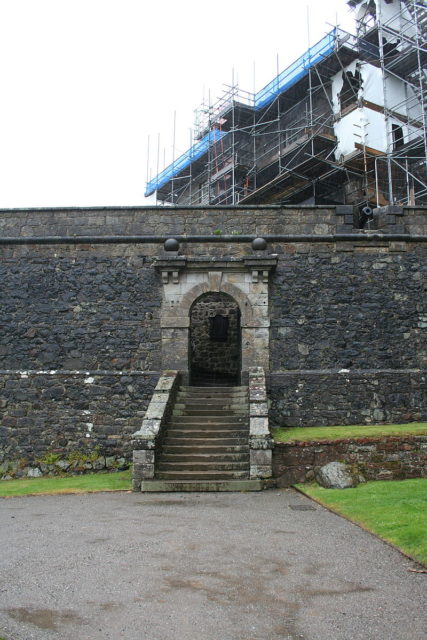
[0,0,355,208]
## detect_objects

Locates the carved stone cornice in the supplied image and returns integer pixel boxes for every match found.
[155,255,278,284]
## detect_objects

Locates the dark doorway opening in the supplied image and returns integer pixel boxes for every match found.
[190,292,241,386]
[392,124,404,150]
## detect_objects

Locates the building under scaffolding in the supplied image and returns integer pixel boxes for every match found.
[145,0,427,216]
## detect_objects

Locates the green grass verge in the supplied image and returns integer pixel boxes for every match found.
[297,479,427,566]
[273,422,427,443]
[0,469,132,498]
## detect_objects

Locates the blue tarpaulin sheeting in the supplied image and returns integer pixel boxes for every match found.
[254,29,336,109]
[145,29,337,197]
[145,130,227,197]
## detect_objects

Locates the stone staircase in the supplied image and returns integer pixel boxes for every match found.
[140,384,264,491]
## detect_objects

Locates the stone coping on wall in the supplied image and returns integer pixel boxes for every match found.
[269,368,427,375]
[3,368,422,376]
[0,370,160,376]
[131,370,180,490]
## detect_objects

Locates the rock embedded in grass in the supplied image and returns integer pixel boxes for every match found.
[315,461,365,489]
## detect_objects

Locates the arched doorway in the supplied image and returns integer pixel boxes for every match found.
[189,292,241,386]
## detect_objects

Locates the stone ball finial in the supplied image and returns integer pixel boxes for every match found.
[252,237,267,251]
[164,238,179,252]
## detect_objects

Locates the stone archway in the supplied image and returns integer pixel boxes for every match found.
[190,292,241,385]
[155,255,277,381]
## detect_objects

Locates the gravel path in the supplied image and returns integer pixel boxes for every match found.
[0,489,425,640]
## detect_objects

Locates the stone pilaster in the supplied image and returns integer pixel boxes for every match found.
[248,366,273,479]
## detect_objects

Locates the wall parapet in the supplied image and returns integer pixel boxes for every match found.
[0,205,425,242]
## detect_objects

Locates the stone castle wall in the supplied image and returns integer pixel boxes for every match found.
[1,205,426,472]
[0,372,156,477]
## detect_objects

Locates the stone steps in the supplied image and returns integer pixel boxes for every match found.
[152,384,250,484]
[170,416,247,425]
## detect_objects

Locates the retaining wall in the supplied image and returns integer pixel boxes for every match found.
[273,435,427,486]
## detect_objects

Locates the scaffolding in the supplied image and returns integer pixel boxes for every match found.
[146,0,427,210]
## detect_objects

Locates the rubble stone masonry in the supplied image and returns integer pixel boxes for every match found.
[0,205,426,474]
[273,435,427,486]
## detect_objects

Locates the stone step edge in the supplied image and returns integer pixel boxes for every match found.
[160,453,249,458]
[157,471,249,479]
[157,463,250,471]
[181,386,248,391]
[140,479,269,492]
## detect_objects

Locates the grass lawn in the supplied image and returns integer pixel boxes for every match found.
[273,422,427,443]
[297,479,427,566]
[0,469,132,498]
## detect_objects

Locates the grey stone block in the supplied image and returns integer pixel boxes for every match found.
[133,463,155,479]
[250,464,272,479]
[250,416,269,436]
[250,401,268,416]
[154,372,178,392]
[133,450,155,464]
[335,205,354,215]
[250,449,272,466]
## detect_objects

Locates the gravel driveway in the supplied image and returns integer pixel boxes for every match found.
[0,489,425,640]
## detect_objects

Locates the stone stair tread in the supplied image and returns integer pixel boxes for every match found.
[172,425,249,430]
[176,393,248,404]
[181,386,247,391]
[177,397,248,403]
[163,438,248,446]
[175,397,247,403]
[163,434,248,440]
[165,432,248,439]
[173,408,248,416]
[178,395,247,401]
[162,446,249,453]
[178,391,248,396]
[174,407,247,414]
[158,462,249,471]
[162,452,248,456]
[178,396,248,402]
[157,470,250,480]
[159,454,249,462]
[164,432,248,438]
[140,479,265,492]
[167,424,248,431]
[171,417,247,424]
[167,422,248,428]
